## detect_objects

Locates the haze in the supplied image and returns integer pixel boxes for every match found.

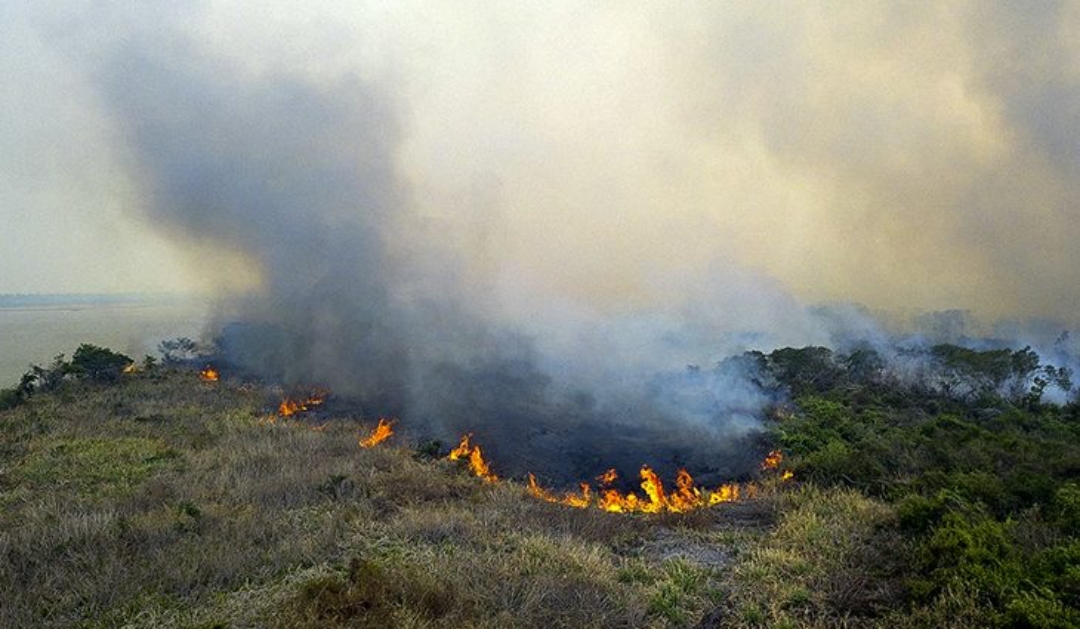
[3,2,1079,327]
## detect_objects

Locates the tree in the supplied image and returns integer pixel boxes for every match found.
[69,344,132,383]
[30,354,69,392]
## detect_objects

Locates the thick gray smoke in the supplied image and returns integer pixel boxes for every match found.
[96,33,776,484]
[25,3,1079,485]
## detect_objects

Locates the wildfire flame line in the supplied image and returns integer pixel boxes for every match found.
[200,366,219,382]
[359,418,395,448]
[527,451,792,514]
[252,386,792,515]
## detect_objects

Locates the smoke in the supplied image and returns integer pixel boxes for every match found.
[11,2,1080,481]
[63,9,784,484]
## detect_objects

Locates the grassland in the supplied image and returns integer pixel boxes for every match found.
[7,341,1077,627]
[0,369,789,628]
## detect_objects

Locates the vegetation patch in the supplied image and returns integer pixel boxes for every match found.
[17,436,179,493]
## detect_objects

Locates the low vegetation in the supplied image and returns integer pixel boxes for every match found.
[2,340,1078,627]
[0,357,764,628]
[746,344,1080,628]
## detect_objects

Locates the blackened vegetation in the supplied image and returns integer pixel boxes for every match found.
[216,321,773,488]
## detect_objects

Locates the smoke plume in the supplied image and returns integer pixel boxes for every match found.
[10,2,1080,482]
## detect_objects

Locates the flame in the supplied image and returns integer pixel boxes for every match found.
[526,465,748,513]
[200,366,220,382]
[123,363,139,375]
[528,474,595,509]
[761,450,783,470]
[528,473,558,502]
[761,450,794,481]
[708,483,740,505]
[639,466,666,513]
[278,391,326,417]
[526,448,789,513]
[447,434,497,482]
[359,418,395,448]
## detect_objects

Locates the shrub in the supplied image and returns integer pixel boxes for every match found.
[69,344,133,383]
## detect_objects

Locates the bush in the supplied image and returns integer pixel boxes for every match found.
[0,387,21,411]
[70,344,133,383]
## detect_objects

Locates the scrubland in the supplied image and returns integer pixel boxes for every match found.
[4,340,1080,627]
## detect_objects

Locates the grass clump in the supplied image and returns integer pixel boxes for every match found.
[722,485,902,628]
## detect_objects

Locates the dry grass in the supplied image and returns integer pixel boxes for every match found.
[709,485,907,629]
[0,370,763,628]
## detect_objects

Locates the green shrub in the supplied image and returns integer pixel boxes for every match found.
[70,344,133,383]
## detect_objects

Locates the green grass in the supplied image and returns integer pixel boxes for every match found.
[17,436,179,492]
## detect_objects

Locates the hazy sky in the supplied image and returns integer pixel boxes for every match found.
[2,2,1079,325]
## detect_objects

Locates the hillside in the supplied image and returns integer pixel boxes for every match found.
[2,344,1079,628]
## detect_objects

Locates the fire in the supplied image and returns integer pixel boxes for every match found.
[359,418,395,448]
[278,391,326,417]
[123,363,139,375]
[708,483,740,505]
[528,473,558,502]
[447,434,498,482]
[597,468,618,485]
[761,450,794,481]
[525,449,791,514]
[527,465,743,513]
[200,366,220,382]
[528,474,596,509]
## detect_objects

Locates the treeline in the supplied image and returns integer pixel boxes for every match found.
[0,337,209,411]
[0,345,140,411]
[755,344,1080,627]
[744,342,1073,408]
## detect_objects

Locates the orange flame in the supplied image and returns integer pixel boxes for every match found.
[448,434,497,482]
[528,473,558,502]
[528,474,596,509]
[278,391,326,417]
[359,418,395,448]
[761,450,794,481]
[761,450,783,470]
[200,366,219,382]
[526,451,790,514]
[526,465,745,514]
[708,483,740,505]
[123,363,139,375]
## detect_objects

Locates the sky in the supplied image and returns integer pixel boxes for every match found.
[2,1,1080,327]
